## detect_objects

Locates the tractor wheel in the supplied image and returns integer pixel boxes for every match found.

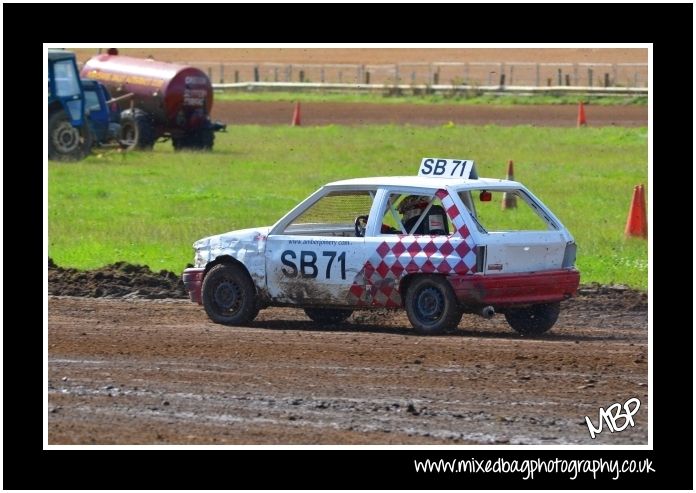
[48,110,92,161]
[120,109,155,150]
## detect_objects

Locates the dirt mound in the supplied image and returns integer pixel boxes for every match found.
[565,283,647,312]
[47,259,647,311]
[48,259,188,299]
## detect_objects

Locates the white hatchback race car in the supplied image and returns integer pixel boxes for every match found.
[183,158,580,335]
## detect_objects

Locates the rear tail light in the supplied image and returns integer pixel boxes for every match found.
[562,241,577,268]
[475,245,486,272]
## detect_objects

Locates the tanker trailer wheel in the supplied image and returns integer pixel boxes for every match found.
[504,302,560,336]
[120,109,155,151]
[172,128,215,151]
[48,110,93,161]
[201,263,259,325]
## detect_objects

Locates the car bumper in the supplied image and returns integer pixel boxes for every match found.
[182,268,205,304]
[448,269,580,307]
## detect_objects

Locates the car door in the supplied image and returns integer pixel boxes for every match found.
[265,188,379,306]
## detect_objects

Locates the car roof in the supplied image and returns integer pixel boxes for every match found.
[325,176,522,189]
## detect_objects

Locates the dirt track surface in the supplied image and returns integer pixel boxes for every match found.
[48,289,648,445]
[212,101,647,127]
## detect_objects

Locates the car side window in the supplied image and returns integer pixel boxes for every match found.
[379,192,452,235]
[281,190,376,237]
[457,189,558,232]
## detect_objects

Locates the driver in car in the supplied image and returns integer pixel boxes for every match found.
[381,195,430,234]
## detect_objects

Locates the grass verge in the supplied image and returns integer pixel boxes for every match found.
[48,124,648,289]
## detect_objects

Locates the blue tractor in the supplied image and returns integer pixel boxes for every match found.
[48,50,93,161]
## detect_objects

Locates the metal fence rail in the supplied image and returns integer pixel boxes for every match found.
[213,82,647,96]
[186,61,648,89]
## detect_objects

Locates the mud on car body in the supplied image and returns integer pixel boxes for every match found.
[183,158,580,335]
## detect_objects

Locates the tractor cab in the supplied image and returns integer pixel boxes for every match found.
[48,49,91,160]
[81,79,122,146]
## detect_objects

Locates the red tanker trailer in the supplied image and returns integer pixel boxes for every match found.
[81,53,225,151]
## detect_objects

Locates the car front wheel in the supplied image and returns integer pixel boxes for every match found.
[202,263,259,325]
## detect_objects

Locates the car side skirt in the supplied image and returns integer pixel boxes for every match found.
[448,269,580,307]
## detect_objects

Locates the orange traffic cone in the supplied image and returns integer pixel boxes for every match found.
[501,160,517,209]
[291,102,301,126]
[577,101,587,127]
[624,184,647,238]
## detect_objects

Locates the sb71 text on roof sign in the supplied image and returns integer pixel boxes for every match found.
[418,158,475,178]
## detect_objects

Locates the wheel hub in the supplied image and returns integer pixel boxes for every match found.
[122,125,136,145]
[53,122,80,153]
[213,281,241,311]
[416,287,444,320]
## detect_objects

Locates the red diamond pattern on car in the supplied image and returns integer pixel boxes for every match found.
[347,189,476,307]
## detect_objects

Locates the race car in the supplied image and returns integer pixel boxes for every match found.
[183,158,580,335]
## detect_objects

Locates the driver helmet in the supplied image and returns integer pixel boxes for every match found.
[397,195,430,222]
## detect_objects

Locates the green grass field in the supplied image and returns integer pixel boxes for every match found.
[48,125,648,289]
[215,91,647,106]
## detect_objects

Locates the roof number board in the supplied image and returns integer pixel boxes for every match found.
[418,158,475,178]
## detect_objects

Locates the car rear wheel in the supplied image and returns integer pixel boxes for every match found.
[504,302,560,336]
[202,263,258,325]
[405,275,462,335]
[304,308,353,324]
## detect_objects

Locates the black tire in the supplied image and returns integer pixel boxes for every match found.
[172,127,215,151]
[304,308,353,324]
[404,275,462,335]
[120,109,155,150]
[201,263,259,325]
[48,110,92,161]
[504,302,560,336]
